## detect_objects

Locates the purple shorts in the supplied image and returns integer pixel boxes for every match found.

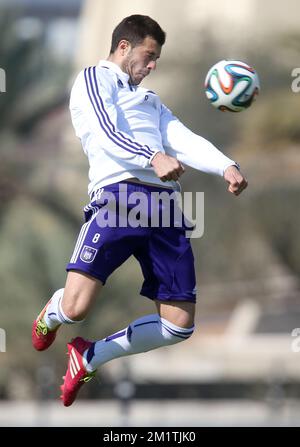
[66,181,196,303]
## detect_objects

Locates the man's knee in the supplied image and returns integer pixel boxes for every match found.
[155,300,195,329]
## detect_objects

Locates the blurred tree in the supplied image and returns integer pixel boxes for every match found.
[0,7,72,216]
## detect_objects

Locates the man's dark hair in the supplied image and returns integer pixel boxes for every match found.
[110,14,166,54]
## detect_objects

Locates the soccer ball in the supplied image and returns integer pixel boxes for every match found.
[204,60,260,112]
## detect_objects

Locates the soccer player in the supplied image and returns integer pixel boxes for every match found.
[32,15,248,406]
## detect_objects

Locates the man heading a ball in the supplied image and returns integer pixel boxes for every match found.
[32,14,248,406]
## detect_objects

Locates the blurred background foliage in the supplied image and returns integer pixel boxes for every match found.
[0,1,300,403]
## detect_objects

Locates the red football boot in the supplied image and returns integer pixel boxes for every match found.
[60,337,96,407]
[32,299,61,351]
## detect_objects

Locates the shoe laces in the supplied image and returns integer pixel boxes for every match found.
[81,370,96,383]
[36,319,49,336]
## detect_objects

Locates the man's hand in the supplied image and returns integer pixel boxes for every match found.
[224,165,248,196]
[151,152,185,182]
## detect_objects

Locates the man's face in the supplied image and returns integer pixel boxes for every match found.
[122,36,161,85]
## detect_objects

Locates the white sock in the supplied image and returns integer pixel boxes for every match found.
[84,314,194,372]
[43,288,82,329]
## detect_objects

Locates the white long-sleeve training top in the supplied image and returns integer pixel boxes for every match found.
[69,60,237,196]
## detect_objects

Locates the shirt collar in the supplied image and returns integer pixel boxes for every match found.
[98,60,130,83]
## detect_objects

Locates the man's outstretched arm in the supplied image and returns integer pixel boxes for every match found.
[160,104,242,178]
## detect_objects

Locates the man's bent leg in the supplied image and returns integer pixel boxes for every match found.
[60,298,194,406]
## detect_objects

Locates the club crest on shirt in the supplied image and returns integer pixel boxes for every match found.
[80,245,98,263]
